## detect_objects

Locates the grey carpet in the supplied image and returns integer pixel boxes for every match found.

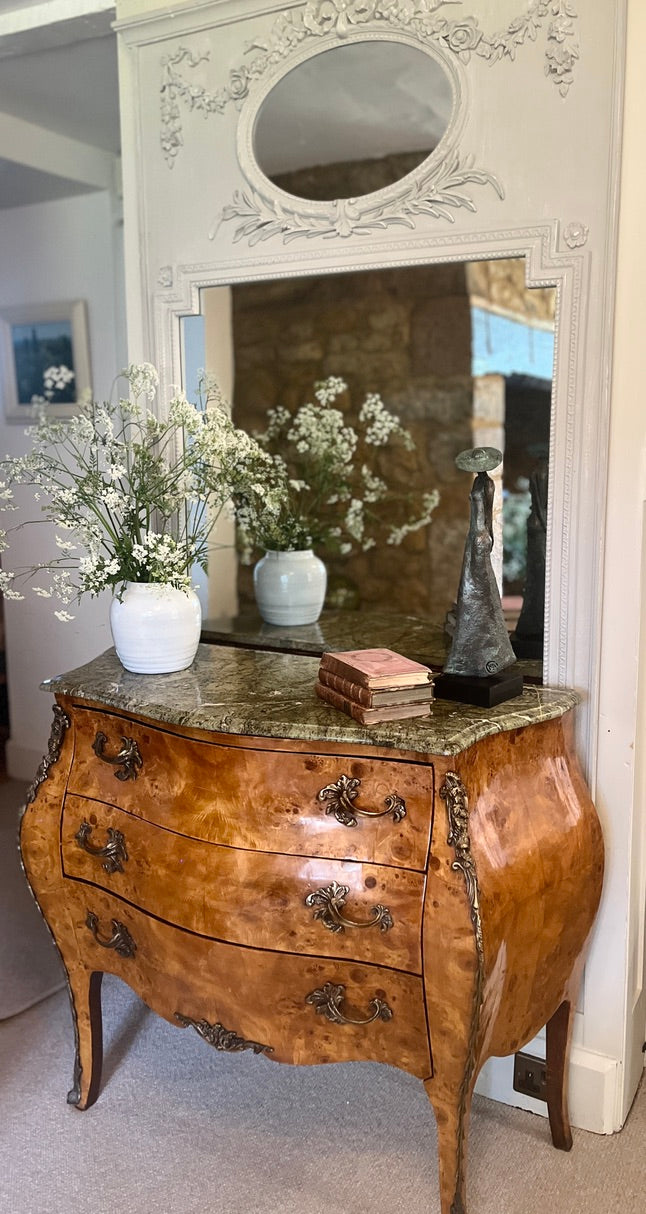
[0,975,645,1213]
[0,780,66,1019]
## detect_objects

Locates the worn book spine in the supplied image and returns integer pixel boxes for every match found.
[318,666,434,708]
[319,652,433,690]
[315,681,432,725]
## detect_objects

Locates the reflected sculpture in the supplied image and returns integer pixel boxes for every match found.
[512,459,548,659]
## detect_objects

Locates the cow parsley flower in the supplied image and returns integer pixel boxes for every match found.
[241,376,439,559]
[0,364,289,620]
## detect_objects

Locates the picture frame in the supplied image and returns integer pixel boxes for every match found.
[0,300,91,422]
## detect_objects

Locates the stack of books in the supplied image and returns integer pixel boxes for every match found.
[315,647,434,725]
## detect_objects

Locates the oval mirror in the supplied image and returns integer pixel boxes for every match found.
[253,41,454,203]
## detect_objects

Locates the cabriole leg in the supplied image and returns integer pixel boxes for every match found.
[545,990,577,1151]
[66,969,103,1110]
[424,1077,475,1214]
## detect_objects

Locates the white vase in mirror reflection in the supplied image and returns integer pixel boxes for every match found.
[109,582,202,674]
[253,550,327,626]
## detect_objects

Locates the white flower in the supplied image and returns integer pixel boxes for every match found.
[314,376,347,405]
[361,464,387,503]
[123,362,159,401]
[54,610,75,622]
[0,570,23,600]
[101,488,122,510]
[359,393,414,449]
[169,394,202,435]
[55,536,77,552]
[33,587,53,597]
[345,498,364,542]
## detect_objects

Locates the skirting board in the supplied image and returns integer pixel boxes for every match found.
[6,741,43,783]
[475,1046,621,1134]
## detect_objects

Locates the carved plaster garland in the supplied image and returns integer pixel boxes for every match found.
[211,152,503,245]
[160,0,580,168]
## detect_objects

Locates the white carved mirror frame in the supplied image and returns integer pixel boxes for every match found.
[117,0,623,778]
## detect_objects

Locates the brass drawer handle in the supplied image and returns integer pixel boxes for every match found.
[306,981,393,1026]
[85,910,136,958]
[305,881,394,934]
[317,774,406,829]
[92,731,143,782]
[175,1013,273,1056]
[75,821,128,873]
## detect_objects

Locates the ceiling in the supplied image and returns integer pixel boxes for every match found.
[0,8,119,209]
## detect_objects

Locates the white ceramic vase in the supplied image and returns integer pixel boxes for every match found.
[253,549,327,626]
[109,582,202,674]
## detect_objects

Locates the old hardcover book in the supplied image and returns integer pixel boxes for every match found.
[318,666,435,708]
[318,645,432,694]
[315,680,432,725]
[319,647,433,691]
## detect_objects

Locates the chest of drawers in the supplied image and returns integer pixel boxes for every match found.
[20,644,604,1214]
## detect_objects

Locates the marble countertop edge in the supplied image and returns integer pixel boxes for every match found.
[40,645,580,759]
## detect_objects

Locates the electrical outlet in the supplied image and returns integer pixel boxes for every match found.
[513,1051,547,1101]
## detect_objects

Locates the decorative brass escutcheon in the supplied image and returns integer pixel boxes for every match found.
[92,731,143,782]
[85,910,136,958]
[305,881,394,934]
[75,821,128,874]
[175,1013,273,1055]
[306,981,393,1026]
[317,774,406,829]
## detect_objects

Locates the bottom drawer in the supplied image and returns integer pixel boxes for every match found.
[66,886,432,1080]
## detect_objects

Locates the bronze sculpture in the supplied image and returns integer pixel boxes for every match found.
[438,447,520,705]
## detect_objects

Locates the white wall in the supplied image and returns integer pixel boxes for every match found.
[596,0,646,1121]
[0,188,126,777]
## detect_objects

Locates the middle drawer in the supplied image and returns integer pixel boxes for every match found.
[61,795,424,973]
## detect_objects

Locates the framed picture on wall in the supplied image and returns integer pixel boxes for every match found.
[0,300,91,422]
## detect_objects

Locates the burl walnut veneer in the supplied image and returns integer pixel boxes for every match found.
[20,645,604,1214]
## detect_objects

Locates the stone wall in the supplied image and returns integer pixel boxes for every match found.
[466,258,556,324]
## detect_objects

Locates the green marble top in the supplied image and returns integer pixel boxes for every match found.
[42,643,576,758]
[200,608,543,682]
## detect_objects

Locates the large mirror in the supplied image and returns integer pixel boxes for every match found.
[181,255,555,678]
[174,29,556,679]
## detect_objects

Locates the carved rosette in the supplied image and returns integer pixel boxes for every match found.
[25,705,71,806]
[175,1013,273,1055]
[439,770,485,1214]
[563,220,589,249]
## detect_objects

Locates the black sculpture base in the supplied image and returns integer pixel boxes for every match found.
[434,668,524,708]
[510,631,544,660]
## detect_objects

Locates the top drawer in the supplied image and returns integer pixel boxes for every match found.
[67,707,434,870]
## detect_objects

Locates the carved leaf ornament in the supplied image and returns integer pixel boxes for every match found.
[159,0,578,244]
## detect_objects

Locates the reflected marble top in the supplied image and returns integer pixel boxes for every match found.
[201,608,543,682]
[43,643,576,758]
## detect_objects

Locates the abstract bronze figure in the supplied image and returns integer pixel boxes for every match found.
[436,447,521,706]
